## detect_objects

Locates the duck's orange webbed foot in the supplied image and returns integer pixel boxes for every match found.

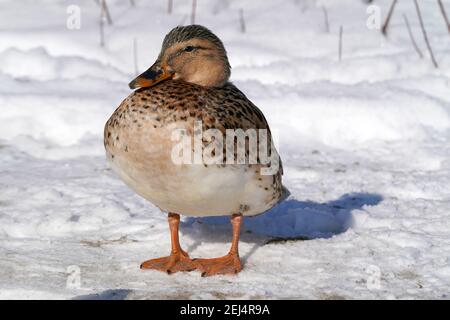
[195,253,242,277]
[140,250,197,274]
[140,212,197,274]
[195,213,244,277]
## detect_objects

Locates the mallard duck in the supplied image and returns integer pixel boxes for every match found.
[104,25,286,276]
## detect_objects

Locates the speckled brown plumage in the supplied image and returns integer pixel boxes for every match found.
[104,80,285,216]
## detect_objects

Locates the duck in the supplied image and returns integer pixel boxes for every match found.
[104,25,287,277]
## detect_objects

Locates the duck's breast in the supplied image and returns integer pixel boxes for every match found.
[104,81,283,216]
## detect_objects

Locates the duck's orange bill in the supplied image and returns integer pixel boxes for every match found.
[129,65,174,89]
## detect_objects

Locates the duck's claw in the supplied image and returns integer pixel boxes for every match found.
[194,253,242,277]
[140,250,197,274]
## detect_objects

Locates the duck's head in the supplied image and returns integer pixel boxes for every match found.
[129,25,230,89]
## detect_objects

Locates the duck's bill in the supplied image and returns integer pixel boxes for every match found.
[128,65,174,89]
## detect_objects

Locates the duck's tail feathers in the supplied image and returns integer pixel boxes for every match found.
[279,185,291,203]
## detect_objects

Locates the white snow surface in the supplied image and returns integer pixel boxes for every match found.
[1,0,450,299]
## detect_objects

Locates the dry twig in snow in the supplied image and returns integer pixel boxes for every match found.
[191,0,197,25]
[239,8,246,33]
[99,12,105,47]
[338,25,343,62]
[101,0,113,25]
[168,0,173,15]
[322,6,330,33]
[382,0,398,36]
[437,0,450,34]
[133,38,139,76]
[403,13,423,58]
[414,0,439,68]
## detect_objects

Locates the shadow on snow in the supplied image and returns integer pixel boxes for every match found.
[183,192,383,243]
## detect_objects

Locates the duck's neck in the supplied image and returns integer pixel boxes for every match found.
[174,58,230,87]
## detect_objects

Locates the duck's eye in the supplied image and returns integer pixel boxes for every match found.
[184,46,195,52]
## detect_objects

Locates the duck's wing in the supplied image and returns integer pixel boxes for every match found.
[202,83,283,175]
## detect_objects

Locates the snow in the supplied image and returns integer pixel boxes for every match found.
[0,0,450,299]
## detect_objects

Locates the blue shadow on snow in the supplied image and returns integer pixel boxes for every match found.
[184,192,383,240]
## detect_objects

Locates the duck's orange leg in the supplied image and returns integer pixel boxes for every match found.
[195,214,243,277]
[140,212,197,274]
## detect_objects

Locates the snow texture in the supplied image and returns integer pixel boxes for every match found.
[0,0,449,299]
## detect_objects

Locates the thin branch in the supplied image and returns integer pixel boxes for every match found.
[338,25,343,62]
[414,0,439,68]
[191,0,197,25]
[101,0,113,25]
[437,0,450,34]
[133,38,139,76]
[322,6,330,33]
[403,13,423,59]
[382,0,398,36]
[403,14,424,58]
[239,8,246,33]
[168,0,173,15]
[99,13,105,47]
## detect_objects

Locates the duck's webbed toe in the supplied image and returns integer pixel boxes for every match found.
[195,253,242,277]
[140,250,197,274]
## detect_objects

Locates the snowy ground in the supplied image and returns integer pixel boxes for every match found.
[1,0,450,299]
